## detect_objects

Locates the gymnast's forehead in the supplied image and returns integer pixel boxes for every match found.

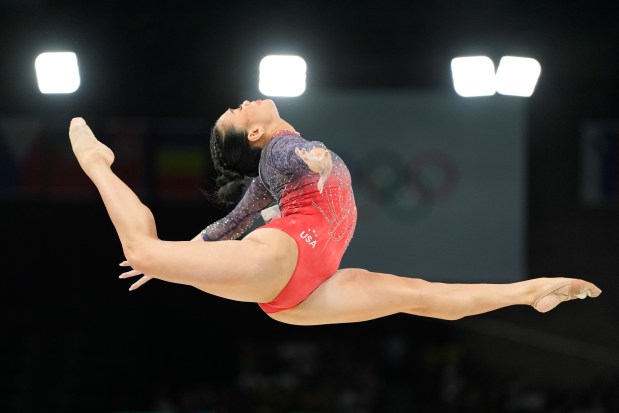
[216,108,243,131]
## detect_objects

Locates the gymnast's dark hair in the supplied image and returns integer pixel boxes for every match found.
[208,124,262,208]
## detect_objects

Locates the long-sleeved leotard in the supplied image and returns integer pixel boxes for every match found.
[201,130,357,313]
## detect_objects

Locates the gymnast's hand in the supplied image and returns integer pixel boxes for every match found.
[295,147,333,193]
[118,260,152,291]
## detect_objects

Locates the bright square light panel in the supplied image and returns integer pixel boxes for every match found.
[496,56,541,97]
[259,55,306,97]
[35,52,81,94]
[451,56,497,97]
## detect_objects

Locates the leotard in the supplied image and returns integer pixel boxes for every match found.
[201,130,357,313]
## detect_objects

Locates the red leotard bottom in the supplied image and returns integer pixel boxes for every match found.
[257,210,354,313]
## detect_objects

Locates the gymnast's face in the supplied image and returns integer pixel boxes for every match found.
[216,99,279,137]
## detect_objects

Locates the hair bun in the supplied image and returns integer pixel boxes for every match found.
[215,170,243,187]
[217,178,246,206]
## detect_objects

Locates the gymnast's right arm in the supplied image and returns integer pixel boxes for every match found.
[199,177,276,241]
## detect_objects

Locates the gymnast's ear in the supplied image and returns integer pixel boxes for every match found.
[247,126,265,143]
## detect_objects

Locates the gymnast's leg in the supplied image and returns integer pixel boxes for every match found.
[69,117,296,303]
[269,268,602,326]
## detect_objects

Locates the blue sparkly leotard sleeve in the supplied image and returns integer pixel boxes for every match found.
[200,132,326,241]
[200,177,275,241]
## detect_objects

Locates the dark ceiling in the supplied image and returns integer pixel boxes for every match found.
[1,0,618,118]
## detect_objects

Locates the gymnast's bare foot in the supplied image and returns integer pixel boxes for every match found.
[530,277,602,313]
[69,117,114,174]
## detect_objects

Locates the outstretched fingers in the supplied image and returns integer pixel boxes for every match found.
[295,147,333,193]
[118,261,153,291]
[129,276,152,291]
[118,269,142,279]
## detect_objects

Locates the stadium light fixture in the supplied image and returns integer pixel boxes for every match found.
[259,55,306,97]
[450,56,496,97]
[496,56,541,97]
[35,52,81,94]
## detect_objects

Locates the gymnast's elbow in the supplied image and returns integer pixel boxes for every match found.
[121,236,157,274]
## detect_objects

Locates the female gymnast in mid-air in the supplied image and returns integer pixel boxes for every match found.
[68,99,601,325]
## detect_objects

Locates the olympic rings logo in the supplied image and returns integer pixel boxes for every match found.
[341,148,460,223]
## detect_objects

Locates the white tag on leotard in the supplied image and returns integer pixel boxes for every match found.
[261,204,281,223]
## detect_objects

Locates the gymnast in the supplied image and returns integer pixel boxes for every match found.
[68,99,601,325]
